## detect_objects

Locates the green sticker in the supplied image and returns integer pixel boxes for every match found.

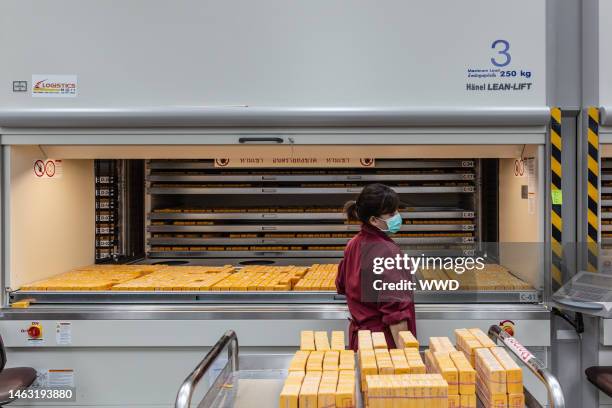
[551,189,562,205]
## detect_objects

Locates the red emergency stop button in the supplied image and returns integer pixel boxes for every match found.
[27,325,42,338]
[499,319,515,336]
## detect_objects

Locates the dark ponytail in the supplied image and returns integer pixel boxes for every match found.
[343,200,359,222]
[343,183,400,223]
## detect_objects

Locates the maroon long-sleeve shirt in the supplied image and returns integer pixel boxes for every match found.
[336,223,416,350]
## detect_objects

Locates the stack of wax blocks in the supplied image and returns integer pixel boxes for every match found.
[280,330,355,408]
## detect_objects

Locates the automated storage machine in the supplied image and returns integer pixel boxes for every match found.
[571,1,612,408]
[0,0,555,406]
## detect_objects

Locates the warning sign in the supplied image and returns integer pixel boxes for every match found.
[33,159,63,179]
[56,322,72,346]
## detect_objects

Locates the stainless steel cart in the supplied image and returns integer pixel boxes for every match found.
[174,326,565,408]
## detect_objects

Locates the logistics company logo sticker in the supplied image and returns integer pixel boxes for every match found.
[31,75,77,97]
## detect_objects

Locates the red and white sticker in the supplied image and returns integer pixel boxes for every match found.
[502,336,535,364]
[33,159,63,179]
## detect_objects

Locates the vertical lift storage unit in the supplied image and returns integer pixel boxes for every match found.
[575,1,612,407]
[0,0,555,406]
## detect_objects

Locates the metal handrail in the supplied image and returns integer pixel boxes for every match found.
[488,325,565,408]
[175,330,239,408]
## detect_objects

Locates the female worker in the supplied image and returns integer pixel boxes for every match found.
[336,183,416,350]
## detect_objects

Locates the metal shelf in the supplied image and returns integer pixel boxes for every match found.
[148,173,474,182]
[148,210,475,220]
[148,224,474,233]
[148,159,476,170]
[148,236,474,245]
[9,288,539,305]
[148,249,476,258]
[148,250,345,258]
[148,186,475,195]
[146,159,480,261]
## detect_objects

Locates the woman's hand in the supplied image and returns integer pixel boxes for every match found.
[389,320,409,348]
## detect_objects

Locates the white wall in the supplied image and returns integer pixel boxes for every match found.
[8,146,94,289]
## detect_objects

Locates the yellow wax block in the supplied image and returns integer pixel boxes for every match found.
[374,349,394,374]
[359,349,378,389]
[335,382,355,408]
[372,331,388,349]
[429,375,439,408]
[475,348,506,394]
[439,376,450,408]
[410,376,423,408]
[389,349,410,374]
[288,350,310,372]
[317,371,338,408]
[424,350,437,373]
[306,351,324,372]
[394,376,406,408]
[487,393,508,408]
[298,372,321,408]
[433,352,459,395]
[462,338,484,367]
[490,347,523,393]
[398,330,419,349]
[315,331,331,351]
[279,371,304,408]
[365,375,379,408]
[300,330,315,351]
[331,331,345,351]
[279,383,301,408]
[430,337,457,353]
[339,350,355,371]
[454,328,484,366]
[405,377,416,408]
[508,393,525,408]
[358,330,374,350]
[476,373,508,408]
[323,351,340,371]
[390,376,403,408]
[449,351,476,395]
[384,376,393,408]
[10,300,30,308]
[468,328,497,348]
[420,375,435,407]
[448,394,460,408]
[460,393,476,408]
[285,371,305,384]
[405,348,427,374]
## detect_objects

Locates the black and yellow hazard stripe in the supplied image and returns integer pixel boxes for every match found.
[550,108,563,289]
[587,107,600,272]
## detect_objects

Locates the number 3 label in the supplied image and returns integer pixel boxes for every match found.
[491,39,511,67]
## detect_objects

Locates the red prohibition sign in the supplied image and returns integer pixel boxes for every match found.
[34,160,45,177]
[45,160,56,177]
